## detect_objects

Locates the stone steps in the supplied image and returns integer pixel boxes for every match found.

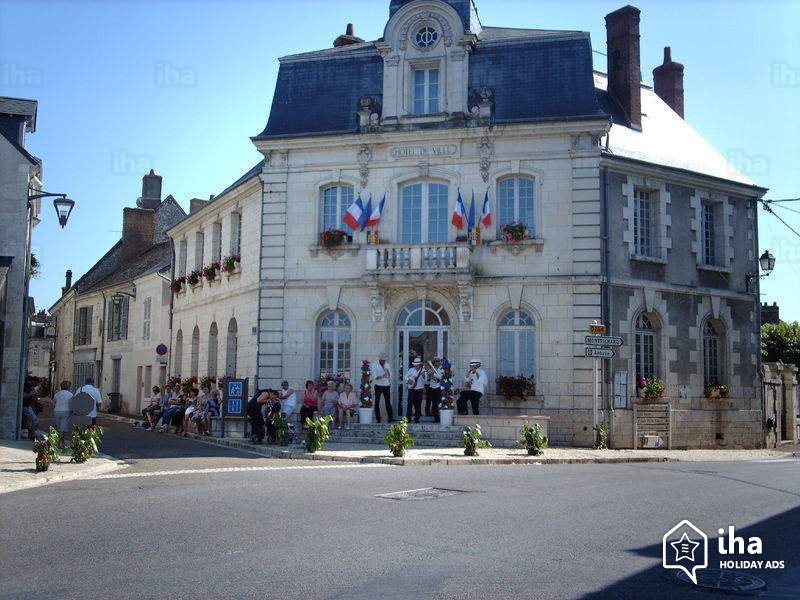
[326,422,463,447]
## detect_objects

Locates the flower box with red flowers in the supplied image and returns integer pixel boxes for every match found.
[170,275,186,294]
[496,375,535,400]
[222,254,241,275]
[186,269,202,287]
[319,229,349,248]
[501,221,529,244]
[203,262,221,283]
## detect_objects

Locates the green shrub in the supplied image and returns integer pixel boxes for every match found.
[33,427,61,472]
[383,418,414,457]
[461,424,491,457]
[517,421,548,456]
[272,413,290,445]
[594,424,608,450]
[70,424,104,463]
[305,416,333,453]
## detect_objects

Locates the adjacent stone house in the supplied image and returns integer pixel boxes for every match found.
[50,171,185,415]
[249,0,767,448]
[0,96,41,440]
[167,162,263,386]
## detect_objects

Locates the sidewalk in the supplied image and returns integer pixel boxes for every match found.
[103,413,798,467]
[0,440,125,495]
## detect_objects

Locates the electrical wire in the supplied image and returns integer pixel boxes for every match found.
[770,203,800,216]
[765,197,800,204]
[761,200,800,240]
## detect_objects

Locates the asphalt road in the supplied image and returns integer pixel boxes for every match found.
[2,420,799,600]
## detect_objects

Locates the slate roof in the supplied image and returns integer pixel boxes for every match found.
[389,0,480,33]
[594,73,762,189]
[69,197,186,297]
[255,27,603,140]
[0,128,39,165]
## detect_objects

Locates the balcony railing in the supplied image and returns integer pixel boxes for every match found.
[366,243,471,274]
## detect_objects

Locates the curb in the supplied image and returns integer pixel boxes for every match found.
[100,413,671,467]
[0,453,127,495]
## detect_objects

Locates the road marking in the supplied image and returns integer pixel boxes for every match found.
[89,463,390,480]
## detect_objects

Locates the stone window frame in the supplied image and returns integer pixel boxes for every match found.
[398,178,450,244]
[621,176,671,264]
[389,167,460,245]
[690,190,733,273]
[489,165,545,244]
[177,238,188,276]
[315,307,354,379]
[319,182,356,236]
[702,317,725,387]
[496,309,537,380]
[618,289,677,403]
[409,60,442,116]
[633,310,660,383]
[194,230,205,271]
[688,296,740,396]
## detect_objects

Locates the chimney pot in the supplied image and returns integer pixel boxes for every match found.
[653,45,685,118]
[346,23,354,36]
[62,269,72,296]
[138,169,163,209]
[333,22,364,48]
[605,5,643,130]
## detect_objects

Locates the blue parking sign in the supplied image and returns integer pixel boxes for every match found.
[228,381,243,398]
[222,378,248,417]
[227,398,242,414]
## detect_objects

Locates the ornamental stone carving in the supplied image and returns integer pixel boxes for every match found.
[478,136,494,183]
[357,144,372,187]
[398,12,454,50]
[457,281,473,322]
[369,286,385,322]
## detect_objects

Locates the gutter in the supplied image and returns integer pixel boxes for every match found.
[601,166,613,443]
[100,291,107,389]
[167,237,176,378]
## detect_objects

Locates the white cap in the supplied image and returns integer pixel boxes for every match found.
[469,359,481,365]
[413,357,423,365]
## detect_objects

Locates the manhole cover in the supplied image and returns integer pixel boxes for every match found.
[375,487,467,501]
[674,569,765,592]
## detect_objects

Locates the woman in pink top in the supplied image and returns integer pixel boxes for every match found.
[337,383,358,430]
[299,380,319,429]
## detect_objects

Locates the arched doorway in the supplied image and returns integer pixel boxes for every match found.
[396,300,450,417]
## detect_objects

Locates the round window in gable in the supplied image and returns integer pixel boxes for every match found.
[414,26,439,49]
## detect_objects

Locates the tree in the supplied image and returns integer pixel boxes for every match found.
[761,322,800,370]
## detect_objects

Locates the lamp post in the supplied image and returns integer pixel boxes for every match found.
[28,188,76,228]
[747,250,776,292]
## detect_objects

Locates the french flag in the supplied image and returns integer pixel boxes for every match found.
[480,190,492,228]
[343,194,364,231]
[366,194,386,229]
[468,191,476,231]
[360,196,373,231]
[451,190,467,230]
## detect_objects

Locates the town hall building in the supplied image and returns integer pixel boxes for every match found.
[240,0,767,448]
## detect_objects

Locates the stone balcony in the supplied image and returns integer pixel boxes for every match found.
[365,242,472,283]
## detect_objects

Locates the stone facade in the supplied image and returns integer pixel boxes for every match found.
[0,97,40,440]
[168,169,262,386]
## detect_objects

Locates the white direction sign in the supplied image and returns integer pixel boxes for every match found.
[585,335,624,347]
[586,347,615,359]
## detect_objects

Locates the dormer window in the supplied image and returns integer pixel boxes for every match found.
[413,67,440,115]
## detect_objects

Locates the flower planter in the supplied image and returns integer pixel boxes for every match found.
[705,389,721,400]
[439,409,454,427]
[358,407,374,425]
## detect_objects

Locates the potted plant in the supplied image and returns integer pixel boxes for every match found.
[167,376,182,390]
[383,417,414,457]
[462,424,491,457]
[305,415,333,453]
[70,424,104,463]
[496,375,535,400]
[199,375,217,390]
[203,262,220,283]
[182,375,199,393]
[517,421,548,456]
[358,360,374,424]
[319,229,348,248]
[272,413,291,446]
[186,269,202,287]
[222,254,241,275]
[501,221,529,243]
[439,358,455,427]
[638,377,666,402]
[33,427,61,472]
[170,275,186,293]
[704,382,724,400]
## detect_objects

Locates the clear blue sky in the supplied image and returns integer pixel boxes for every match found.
[2,0,798,319]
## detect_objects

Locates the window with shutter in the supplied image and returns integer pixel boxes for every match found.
[229,212,241,256]
[194,231,204,270]
[178,239,188,276]
[211,222,222,262]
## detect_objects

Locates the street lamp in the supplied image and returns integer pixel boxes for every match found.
[28,187,76,228]
[747,249,776,291]
[53,197,75,228]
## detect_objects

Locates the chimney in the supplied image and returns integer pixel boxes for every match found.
[653,47,685,118]
[62,269,72,295]
[333,23,364,48]
[121,207,156,263]
[189,198,209,215]
[137,169,162,209]
[605,5,642,130]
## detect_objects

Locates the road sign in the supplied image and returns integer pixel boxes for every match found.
[588,323,607,335]
[586,347,615,359]
[222,378,248,417]
[585,335,624,347]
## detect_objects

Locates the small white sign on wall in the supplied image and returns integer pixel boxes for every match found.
[614,371,628,409]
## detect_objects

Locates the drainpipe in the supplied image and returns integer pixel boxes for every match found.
[167,237,176,378]
[100,291,107,392]
[601,166,613,442]
[753,196,764,448]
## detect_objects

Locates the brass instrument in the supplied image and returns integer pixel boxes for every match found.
[464,366,478,390]
[425,360,441,384]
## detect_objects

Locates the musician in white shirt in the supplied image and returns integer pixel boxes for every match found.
[371,353,394,423]
[404,357,425,423]
[425,357,444,423]
[457,359,488,415]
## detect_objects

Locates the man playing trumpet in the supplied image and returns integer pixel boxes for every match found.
[457,359,487,415]
[405,357,426,423]
[424,357,443,423]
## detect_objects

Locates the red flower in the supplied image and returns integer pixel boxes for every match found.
[91,424,97,429]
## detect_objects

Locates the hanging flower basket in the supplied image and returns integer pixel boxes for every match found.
[501,221,529,243]
[170,275,186,293]
[186,269,202,287]
[203,262,221,283]
[222,255,241,274]
[320,229,348,248]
